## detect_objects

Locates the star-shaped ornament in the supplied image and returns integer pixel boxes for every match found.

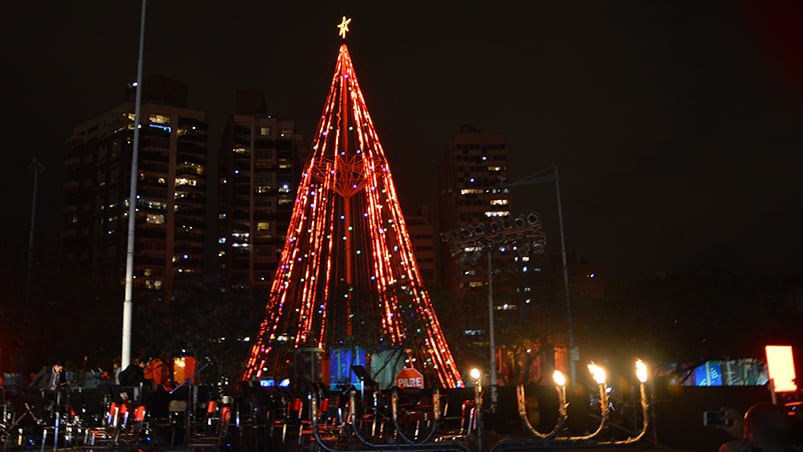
[337,16,351,39]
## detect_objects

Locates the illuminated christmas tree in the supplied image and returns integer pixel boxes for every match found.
[243,18,463,388]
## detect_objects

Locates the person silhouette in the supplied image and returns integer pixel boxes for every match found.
[29,362,65,390]
[719,402,798,452]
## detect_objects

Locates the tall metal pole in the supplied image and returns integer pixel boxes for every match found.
[553,166,576,384]
[487,249,498,412]
[122,0,147,369]
[27,158,45,303]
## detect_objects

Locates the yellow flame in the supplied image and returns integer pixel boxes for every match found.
[588,363,606,385]
[636,359,648,383]
[553,370,566,386]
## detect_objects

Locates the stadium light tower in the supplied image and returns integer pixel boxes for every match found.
[508,166,577,383]
[443,212,546,411]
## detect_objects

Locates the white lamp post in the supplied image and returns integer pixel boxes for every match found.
[122,0,147,369]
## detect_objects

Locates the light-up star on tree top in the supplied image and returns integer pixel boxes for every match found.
[337,16,351,39]
[242,21,464,388]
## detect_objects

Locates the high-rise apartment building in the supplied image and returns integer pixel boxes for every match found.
[216,90,306,292]
[63,76,208,300]
[438,125,511,296]
[437,125,547,351]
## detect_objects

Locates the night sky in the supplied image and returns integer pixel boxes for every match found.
[3,1,803,281]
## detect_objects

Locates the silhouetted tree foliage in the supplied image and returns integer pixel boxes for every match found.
[11,253,803,387]
[135,284,262,382]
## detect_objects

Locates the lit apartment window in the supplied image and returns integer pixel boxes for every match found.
[141,199,168,210]
[489,199,508,206]
[488,166,503,172]
[280,128,292,138]
[257,222,270,232]
[176,177,197,186]
[149,114,170,124]
[145,279,163,290]
[256,185,271,194]
[460,188,483,195]
[468,281,484,288]
[233,146,248,154]
[174,162,204,175]
[258,127,271,136]
[485,211,509,217]
[147,214,165,224]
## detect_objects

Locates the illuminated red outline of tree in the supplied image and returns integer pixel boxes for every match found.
[243,44,464,388]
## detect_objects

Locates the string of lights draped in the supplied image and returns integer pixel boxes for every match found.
[243,18,463,388]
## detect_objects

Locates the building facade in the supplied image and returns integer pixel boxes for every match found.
[438,125,512,297]
[437,125,548,357]
[63,76,208,300]
[437,125,512,342]
[405,206,438,288]
[216,90,306,293]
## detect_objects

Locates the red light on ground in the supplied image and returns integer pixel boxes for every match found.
[765,345,797,393]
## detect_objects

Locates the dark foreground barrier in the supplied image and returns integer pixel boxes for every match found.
[0,380,794,451]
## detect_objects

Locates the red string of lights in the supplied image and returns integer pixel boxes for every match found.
[243,43,464,388]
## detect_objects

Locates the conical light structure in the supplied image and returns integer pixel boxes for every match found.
[243,44,463,388]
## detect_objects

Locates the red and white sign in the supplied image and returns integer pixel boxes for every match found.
[395,367,424,389]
